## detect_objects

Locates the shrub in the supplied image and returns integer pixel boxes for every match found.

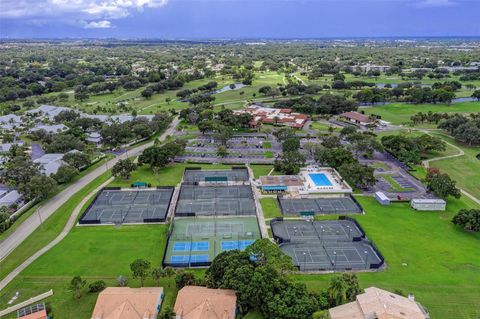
[89,280,107,293]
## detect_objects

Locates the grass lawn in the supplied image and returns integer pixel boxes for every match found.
[0,171,113,281]
[0,225,171,319]
[294,196,480,319]
[426,132,480,198]
[250,165,274,179]
[309,121,340,132]
[264,151,274,158]
[110,163,234,187]
[262,142,272,149]
[363,101,480,125]
[260,198,282,219]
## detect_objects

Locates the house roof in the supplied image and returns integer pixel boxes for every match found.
[329,287,428,319]
[0,190,23,206]
[174,286,237,319]
[18,309,48,319]
[340,111,373,124]
[31,124,69,134]
[91,287,163,319]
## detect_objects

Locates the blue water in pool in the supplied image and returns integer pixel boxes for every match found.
[309,173,333,186]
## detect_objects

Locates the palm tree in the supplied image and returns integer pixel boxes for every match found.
[152,267,164,286]
[164,267,176,288]
[328,276,348,306]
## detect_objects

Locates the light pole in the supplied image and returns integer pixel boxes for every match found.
[303,252,307,271]
[333,251,337,272]
[364,250,368,270]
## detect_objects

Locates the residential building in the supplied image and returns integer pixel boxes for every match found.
[0,190,23,207]
[34,153,66,176]
[328,287,429,319]
[339,111,375,126]
[174,286,237,319]
[31,124,69,134]
[91,287,163,319]
[86,132,102,145]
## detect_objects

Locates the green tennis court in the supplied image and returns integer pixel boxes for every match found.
[163,216,261,267]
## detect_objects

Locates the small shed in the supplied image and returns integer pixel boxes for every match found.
[375,192,390,206]
[411,198,446,211]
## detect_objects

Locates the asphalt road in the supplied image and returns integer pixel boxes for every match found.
[0,117,179,263]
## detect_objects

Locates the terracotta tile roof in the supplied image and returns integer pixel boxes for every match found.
[18,309,48,319]
[340,111,373,124]
[329,287,428,319]
[91,287,163,319]
[174,286,236,319]
[279,108,292,113]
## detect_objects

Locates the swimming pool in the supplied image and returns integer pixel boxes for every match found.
[309,173,333,187]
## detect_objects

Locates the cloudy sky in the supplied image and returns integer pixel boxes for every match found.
[0,0,479,38]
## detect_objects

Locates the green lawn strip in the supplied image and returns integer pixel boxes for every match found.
[262,142,272,149]
[426,132,480,198]
[260,198,282,219]
[363,101,480,125]
[250,165,274,179]
[309,121,339,131]
[264,151,273,159]
[294,196,480,319]
[0,155,113,241]
[0,223,171,319]
[109,163,234,187]
[381,174,415,192]
[0,171,112,280]
[409,165,428,180]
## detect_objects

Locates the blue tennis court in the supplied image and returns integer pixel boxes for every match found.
[190,255,209,262]
[170,254,209,264]
[171,255,190,264]
[173,241,209,252]
[309,173,333,186]
[221,240,255,251]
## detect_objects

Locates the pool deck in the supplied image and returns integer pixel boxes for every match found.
[299,167,352,194]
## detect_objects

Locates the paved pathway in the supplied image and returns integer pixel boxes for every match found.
[0,177,113,291]
[0,117,179,263]
[419,129,480,206]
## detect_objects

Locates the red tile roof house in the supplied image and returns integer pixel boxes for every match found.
[174,286,237,319]
[236,105,309,129]
[91,287,163,319]
[329,287,430,319]
[339,111,376,126]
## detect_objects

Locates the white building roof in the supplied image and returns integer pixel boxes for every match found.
[31,124,69,134]
[411,199,446,204]
[34,153,66,175]
[0,141,24,153]
[0,190,23,207]
[0,114,22,124]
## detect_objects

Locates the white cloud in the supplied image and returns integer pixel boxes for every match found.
[415,0,458,8]
[0,0,169,19]
[84,20,113,29]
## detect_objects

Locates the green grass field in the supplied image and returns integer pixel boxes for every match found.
[295,196,480,319]
[0,225,171,319]
[259,198,282,219]
[426,132,480,198]
[250,164,275,179]
[0,171,113,281]
[363,101,480,125]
